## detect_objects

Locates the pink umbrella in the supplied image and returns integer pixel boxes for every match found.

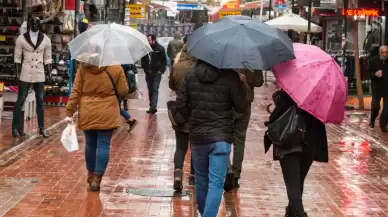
[272,43,347,125]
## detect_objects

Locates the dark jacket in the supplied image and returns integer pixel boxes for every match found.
[167,32,182,61]
[243,69,264,103]
[264,90,328,163]
[141,42,167,74]
[368,55,388,95]
[176,60,248,144]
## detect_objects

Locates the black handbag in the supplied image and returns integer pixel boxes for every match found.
[267,105,306,148]
[167,100,186,127]
[125,69,137,94]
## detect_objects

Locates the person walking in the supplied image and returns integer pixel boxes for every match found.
[167,31,182,68]
[65,60,128,192]
[169,42,196,191]
[224,69,264,191]
[264,89,328,217]
[176,60,248,217]
[141,34,167,114]
[119,64,138,132]
[368,45,388,132]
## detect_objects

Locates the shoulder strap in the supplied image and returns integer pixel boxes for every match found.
[104,69,119,100]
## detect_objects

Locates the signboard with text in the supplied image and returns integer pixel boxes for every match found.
[272,0,288,12]
[221,0,240,9]
[341,8,381,17]
[219,11,241,19]
[126,4,146,18]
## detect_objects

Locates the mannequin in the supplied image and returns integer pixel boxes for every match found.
[12,17,52,138]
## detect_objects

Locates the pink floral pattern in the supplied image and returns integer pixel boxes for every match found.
[272,43,347,125]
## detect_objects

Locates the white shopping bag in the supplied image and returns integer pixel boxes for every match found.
[60,123,79,152]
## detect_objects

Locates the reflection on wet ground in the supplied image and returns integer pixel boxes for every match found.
[1,73,388,216]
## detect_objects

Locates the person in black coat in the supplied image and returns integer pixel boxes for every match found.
[368,45,388,132]
[176,60,247,217]
[264,90,328,217]
[141,34,167,114]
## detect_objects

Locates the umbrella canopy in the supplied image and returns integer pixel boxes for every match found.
[187,15,295,70]
[272,43,347,124]
[265,13,322,33]
[68,23,152,67]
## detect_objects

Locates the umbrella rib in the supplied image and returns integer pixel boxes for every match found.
[111,30,135,63]
[71,30,106,57]
[99,26,110,67]
[187,24,239,54]
[219,24,243,68]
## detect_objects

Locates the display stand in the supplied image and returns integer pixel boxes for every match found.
[2,90,35,120]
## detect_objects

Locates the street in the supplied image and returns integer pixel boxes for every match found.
[1,72,388,217]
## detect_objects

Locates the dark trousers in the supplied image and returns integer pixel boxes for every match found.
[279,153,313,215]
[174,131,194,175]
[231,104,251,179]
[145,72,162,110]
[12,81,45,131]
[371,93,388,129]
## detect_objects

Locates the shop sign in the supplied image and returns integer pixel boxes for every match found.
[177,4,198,10]
[272,0,288,13]
[219,11,241,19]
[341,8,380,17]
[126,4,146,18]
[221,0,240,9]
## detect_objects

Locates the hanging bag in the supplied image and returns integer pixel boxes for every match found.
[267,105,306,148]
[60,122,79,152]
[63,12,74,33]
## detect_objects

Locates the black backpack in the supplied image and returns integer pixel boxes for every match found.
[267,105,306,148]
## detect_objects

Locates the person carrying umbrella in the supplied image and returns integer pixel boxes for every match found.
[65,23,152,192]
[182,16,295,217]
[265,43,347,217]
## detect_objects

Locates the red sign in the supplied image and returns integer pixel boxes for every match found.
[342,8,380,17]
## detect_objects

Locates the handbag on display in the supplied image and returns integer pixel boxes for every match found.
[267,105,306,148]
[62,12,74,33]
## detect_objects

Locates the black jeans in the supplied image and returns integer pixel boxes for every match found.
[174,131,194,175]
[145,72,162,110]
[279,153,313,215]
[371,93,388,129]
[12,81,45,131]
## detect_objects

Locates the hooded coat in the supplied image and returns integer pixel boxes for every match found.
[66,64,128,130]
[176,60,248,144]
[169,44,196,133]
[167,32,182,61]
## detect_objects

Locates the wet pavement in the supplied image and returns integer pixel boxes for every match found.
[1,72,388,216]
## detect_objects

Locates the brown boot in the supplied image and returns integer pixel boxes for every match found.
[90,174,103,192]
[87,171,93,184]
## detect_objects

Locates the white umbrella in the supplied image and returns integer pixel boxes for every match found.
[68,23,152,67]
[265,13,322,33]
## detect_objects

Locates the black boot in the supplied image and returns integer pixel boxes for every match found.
[234,178,240,189]
[39,129,49,138]
[12,128,20,137]
[285,206,293,217]
[173,169,183,192]
[294,213,308,217]
[123,99,128,111]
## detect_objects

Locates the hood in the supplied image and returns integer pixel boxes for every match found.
[178,44,196,64]
[194,60,220,84]
[173,31,182,40]
[82,63,106,74]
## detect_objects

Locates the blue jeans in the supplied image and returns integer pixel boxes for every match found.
[118,98,131,120]
[191,141,231,217]
[12,81,45,130]
[145,72,162,109]
[84,130,114,175]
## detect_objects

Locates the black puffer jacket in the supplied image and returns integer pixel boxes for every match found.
[176,60,248,144]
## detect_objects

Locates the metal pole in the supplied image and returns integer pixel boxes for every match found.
[269,0,272,20]
[291,0,294,13]
[259,0,263,21]
[105,0,110,23]
[342,0,348,72]
[306,0,312,43]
